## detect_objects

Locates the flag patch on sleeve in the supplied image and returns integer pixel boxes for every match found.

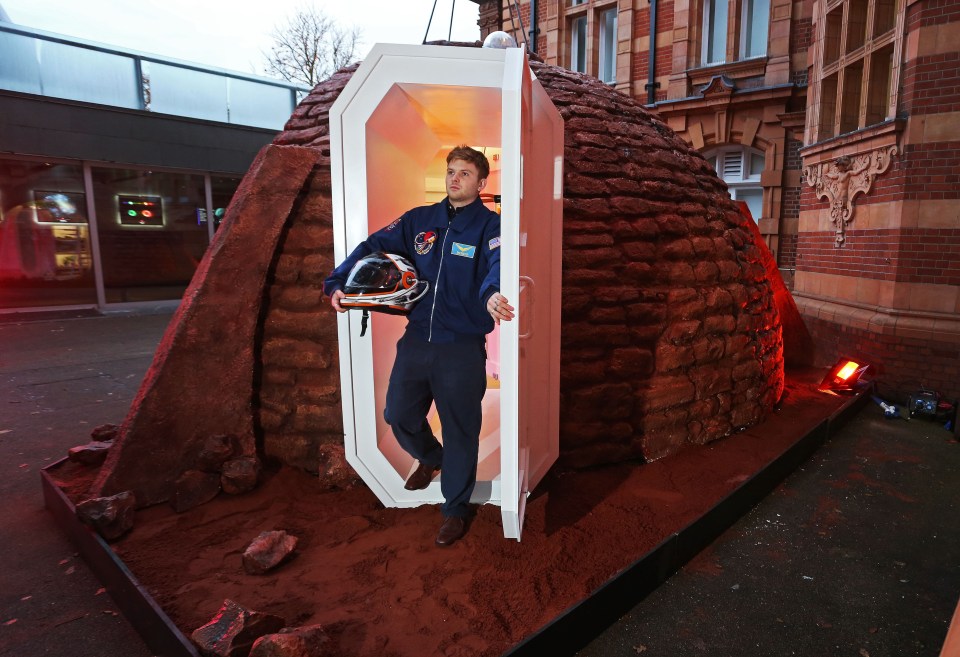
[488,237,501,250]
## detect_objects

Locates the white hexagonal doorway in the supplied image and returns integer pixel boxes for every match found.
[329,44,563,540]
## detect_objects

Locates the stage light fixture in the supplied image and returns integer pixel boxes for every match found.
[819,358,872,393]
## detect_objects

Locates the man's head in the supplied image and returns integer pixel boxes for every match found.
[445,145,490,208]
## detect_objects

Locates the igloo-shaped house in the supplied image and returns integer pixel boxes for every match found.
[91,44,784,529]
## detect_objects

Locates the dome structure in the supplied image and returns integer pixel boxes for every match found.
[92,49,785,506]
[265,58,784,470]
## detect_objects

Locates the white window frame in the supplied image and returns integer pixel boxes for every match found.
[570,16,588,73]
[598,8,618,84]
[740,0,770,59]
[702,0,729,65]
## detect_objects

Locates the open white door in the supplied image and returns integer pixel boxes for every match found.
[499,54,564,540]
[498,48,524,539]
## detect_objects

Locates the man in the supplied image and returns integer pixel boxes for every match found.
[324,145,514,546]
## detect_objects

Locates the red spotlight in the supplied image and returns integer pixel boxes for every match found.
[819,358,872,393]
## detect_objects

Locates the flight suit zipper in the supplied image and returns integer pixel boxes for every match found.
[428,226,450,342]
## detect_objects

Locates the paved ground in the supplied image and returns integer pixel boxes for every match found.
[1,309,958,657]
[578,403,960,657]
[0,308,170,657]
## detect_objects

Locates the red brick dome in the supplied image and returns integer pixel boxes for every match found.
[266,58,784,470]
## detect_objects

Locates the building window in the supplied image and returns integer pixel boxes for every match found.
[703,0,729,65]
[565,4,618,83]
[599,8,618,84]
[812,0,902,141]
[700,0,771,66]
[705,146,766,221]
[741,0,770,58]
[570,16,588,73]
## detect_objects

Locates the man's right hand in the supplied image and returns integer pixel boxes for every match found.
[330,289,347,313]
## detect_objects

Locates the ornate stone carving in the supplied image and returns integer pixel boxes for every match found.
[700,74,736,96]
[803,146,898,247]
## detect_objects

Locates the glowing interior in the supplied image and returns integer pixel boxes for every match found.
[363,82,505,496]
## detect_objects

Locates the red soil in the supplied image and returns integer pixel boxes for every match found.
[52,370,845,657]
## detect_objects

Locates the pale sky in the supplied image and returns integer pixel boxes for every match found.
[0,0,481,80]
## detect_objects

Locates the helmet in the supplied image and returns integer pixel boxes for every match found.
[341,252,429,315]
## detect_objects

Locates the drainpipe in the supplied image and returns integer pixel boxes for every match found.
[528,0,539,54]
[645,0,659,105]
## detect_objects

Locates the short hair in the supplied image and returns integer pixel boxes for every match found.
[446,145,490,180]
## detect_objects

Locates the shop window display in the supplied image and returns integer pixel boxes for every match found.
[0,158,243,311]
[0,159,96,309]
[210,176,242,232]
[91,167,209,303]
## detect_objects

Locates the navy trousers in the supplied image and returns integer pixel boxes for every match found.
[384,332,487,518]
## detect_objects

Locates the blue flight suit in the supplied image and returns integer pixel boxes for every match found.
[324,196,501,518]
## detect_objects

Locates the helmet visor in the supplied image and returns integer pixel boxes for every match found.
[344,253,402,293]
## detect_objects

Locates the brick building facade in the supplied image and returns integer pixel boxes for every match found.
[473,0,960,402]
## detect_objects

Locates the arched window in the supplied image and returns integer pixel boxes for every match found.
[704,145,765,221]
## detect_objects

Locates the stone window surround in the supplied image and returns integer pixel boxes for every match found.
[655,80,801,267]
[697,0,772,67]
[561,0,620,82]
[669,0,794,102]
[800,116,903,172]
[804,0,905,145]
[686,56,770,89]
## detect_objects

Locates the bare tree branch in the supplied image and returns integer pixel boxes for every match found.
[262,6,363,87]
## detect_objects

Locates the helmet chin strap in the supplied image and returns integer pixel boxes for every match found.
[360,309,370,337]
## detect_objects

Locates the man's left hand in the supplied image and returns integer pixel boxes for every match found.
[487,293,514,324]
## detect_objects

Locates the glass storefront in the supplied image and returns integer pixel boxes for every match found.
[92,167,210,303]
[0,156,240,311]
[0,160,96,308]
[211,175,242,232]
